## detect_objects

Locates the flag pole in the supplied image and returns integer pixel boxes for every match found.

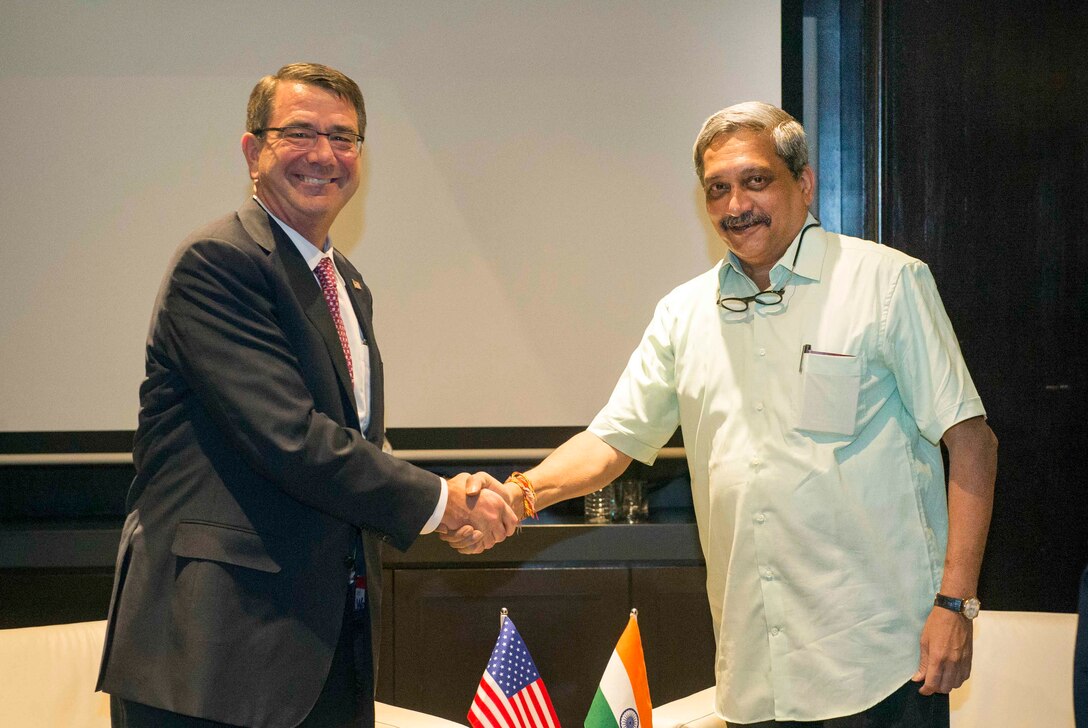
[630,608,638,619]
[500,606,508,629]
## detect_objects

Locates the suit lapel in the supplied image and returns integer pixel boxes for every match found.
[335,253,376,348]
[336,251,384,444]
[257,210,357,412]
[240,199,377,437]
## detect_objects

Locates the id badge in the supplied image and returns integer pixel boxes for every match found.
[353,575,367,613]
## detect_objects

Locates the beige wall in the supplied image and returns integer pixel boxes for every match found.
[0,1,781,431]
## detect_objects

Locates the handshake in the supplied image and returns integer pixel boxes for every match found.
[436,472,526,554]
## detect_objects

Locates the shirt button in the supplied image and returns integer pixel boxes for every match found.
[770,626,781,636]
[750,458,762,468]
[755,513,766,524]
[761,568,774,580]
[758,348,766,356]
[755,402,764,412]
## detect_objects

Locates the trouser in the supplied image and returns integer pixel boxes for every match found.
[111,588,374,728]
[726,680,949,728]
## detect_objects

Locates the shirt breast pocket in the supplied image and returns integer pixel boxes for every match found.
[798,351,861,436]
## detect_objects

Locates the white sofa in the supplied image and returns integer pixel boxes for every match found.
[651,610,1079,728]
[948,610,1077,727]
[3,611,1077,727]
[0,619,466,727]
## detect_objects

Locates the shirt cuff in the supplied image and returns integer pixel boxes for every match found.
[420,477,448,534]
[587,422,663,465]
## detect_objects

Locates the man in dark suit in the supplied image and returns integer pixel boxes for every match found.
[96,62,517,728]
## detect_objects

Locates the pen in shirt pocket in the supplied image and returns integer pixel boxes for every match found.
[798,343,854,372]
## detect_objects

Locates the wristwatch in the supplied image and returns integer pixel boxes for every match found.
[934,593,981,619]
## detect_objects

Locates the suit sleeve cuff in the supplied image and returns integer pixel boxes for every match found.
[420,477,448,534]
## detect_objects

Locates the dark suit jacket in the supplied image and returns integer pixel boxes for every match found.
[96,198,440,728]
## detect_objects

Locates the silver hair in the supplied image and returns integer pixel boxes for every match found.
[693,101,808,184]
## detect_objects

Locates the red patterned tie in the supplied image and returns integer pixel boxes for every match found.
[314,257,355,384]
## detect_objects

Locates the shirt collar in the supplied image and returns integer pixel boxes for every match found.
[252,195,334,272]
[719,213,826,292]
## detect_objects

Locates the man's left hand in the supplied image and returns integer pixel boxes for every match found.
[912,606,973,694]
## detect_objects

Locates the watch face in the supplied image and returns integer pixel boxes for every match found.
[963,597,981,619]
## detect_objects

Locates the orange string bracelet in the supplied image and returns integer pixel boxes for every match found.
[505,472,538,520]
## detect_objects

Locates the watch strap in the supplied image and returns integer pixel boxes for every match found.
[934,593,980,619]
[934,593,965,612]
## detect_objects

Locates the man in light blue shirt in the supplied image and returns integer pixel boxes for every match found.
[448,102,997,727]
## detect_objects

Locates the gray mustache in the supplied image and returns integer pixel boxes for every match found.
[720,212,771,231]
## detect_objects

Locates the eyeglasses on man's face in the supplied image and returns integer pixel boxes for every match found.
[255,126,364,155]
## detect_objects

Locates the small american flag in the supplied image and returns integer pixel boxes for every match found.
[468,615,561,728]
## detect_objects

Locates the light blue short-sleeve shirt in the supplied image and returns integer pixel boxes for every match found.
[589,219,985,723]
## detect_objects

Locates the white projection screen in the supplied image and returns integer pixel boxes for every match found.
[0,1,783,444]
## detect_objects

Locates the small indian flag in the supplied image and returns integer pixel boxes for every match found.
[584,610,652,728]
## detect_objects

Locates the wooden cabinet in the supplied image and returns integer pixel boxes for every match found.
[0,509,718,725]
[377,563,715,727]
[631,567,716,705]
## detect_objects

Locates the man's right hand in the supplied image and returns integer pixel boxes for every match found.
[438,472,519,554]
[439,478,525,553]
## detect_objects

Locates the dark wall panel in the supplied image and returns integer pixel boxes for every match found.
[881,0,1088,610]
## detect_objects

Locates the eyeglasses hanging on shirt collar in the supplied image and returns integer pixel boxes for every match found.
[716,222,821,312]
